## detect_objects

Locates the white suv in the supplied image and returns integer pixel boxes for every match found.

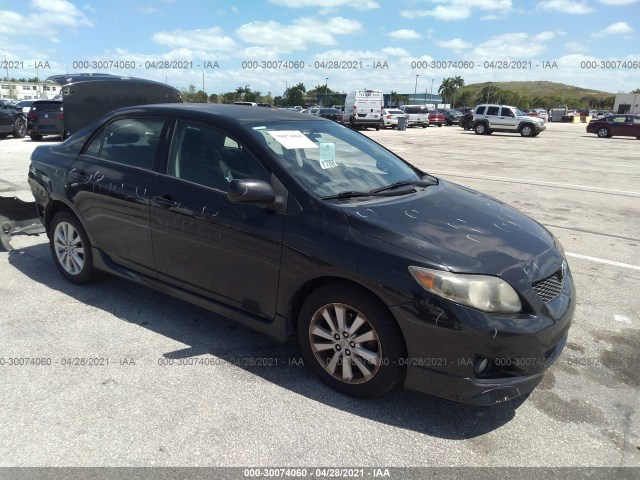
[472,104,546,137]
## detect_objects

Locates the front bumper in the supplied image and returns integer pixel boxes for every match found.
[391,262,575,405]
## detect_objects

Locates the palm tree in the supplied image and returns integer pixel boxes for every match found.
[451,76,465,107]
[438,78,455,106]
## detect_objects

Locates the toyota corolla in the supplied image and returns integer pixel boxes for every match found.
[28,104,574,405]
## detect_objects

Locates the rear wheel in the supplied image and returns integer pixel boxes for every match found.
[12,118,26,138]
[475,122,487,135]
[597,127,610,138]
[297,284,406,398]
[49,212,98,284]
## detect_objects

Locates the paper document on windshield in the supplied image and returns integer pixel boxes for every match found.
[319,142,337,169]
[267,131,318,150]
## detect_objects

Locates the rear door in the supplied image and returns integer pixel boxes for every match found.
[68,115,167,276]
[150,118,285,319]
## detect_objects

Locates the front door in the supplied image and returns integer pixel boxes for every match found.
[150,119,285,320]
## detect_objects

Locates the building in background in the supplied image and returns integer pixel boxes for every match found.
[0,80,60,100]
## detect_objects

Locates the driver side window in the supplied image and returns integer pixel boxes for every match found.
[167,121,270,191]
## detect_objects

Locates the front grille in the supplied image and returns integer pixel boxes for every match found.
[532,270,564,303]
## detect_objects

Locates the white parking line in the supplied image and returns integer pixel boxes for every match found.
[431,171,640,197]
[566,252,640,271]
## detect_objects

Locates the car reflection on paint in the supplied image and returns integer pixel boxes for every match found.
[28,104,575,405]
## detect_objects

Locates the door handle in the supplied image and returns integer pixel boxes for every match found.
[152,194,178,208]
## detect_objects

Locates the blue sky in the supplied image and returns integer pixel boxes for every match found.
[1,0,638,95]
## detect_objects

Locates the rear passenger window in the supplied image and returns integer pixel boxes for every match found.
[486,106,500,116]
[84,117,165,170]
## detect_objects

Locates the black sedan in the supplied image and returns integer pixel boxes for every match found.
[314,107,343,122]
[28,104,574,405]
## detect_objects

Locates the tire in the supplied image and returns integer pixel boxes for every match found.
[12,118,26,138]
[49,212,97,284]
[421,125,427,128]
[297,283,406,398]
[520,124,534,137]
[437,124,442,127]
[597,127,610,138]
[375,123,380,131]
[30,133,43,141]
[474,122,487,135]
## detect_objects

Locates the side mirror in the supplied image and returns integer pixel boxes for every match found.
[227,179,276,204]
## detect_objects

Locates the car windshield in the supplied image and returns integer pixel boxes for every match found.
[387,110,403,114]
[247,120,423,198]
[514,107,527,116]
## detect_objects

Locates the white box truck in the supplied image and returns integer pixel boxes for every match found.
[343,89,384,130]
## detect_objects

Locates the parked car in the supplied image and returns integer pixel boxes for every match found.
[29,104,574,405]
[0,100,27,139]
[402,105,429,128]
[433,108,462,126]
[586,114,640,139]
[381,108,406,128]
[427,110,445,127]
[15,100,36,114]
[26,99,64,141]
[315,107,343,122]
[472,104,546,137]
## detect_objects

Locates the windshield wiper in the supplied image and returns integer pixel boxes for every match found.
[371,177,437,193]
[321,189,414,200]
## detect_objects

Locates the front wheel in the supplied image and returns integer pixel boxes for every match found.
[297,284,406,398]
[13,118,26,138]
[49,212,98,284]
[520,124,534,137]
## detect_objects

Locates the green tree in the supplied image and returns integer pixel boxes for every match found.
[438,78,455,105]
[208,93,219,103]
[451,76,465,107]
[283,82,306,107]
[631,88,640,93]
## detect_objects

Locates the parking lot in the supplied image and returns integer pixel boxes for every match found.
[0,122,638,471]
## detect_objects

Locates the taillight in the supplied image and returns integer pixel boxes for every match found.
[27,112,36,120]
[57,113,64,118]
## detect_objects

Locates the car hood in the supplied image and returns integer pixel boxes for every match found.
[340,180,554,274]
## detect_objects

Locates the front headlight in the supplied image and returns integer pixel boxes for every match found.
[408,266,522,313]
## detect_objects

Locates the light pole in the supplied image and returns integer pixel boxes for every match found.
[430,78,434,105]
[324,77,329,106]
[414,75,419,104]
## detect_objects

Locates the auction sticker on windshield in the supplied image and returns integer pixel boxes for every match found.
[267,130,318,150]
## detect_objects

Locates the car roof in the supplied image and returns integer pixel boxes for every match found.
[106,103,322,125]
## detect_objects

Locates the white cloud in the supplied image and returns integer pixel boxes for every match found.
[139,6,158,14]
[436,38,473,50]
[592,22,634,37]
[381,47,411,57]
[387,29,422,40]
[597,0,638,4]
[538,1,594,14]
[268,0,379,10]
[0,0,93,38]
[564,41,587,52]
[235,17,361,54]
[472,33,548,58]
[401,0,512,20]
[533,31,557,41]
[153,27,237,52]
